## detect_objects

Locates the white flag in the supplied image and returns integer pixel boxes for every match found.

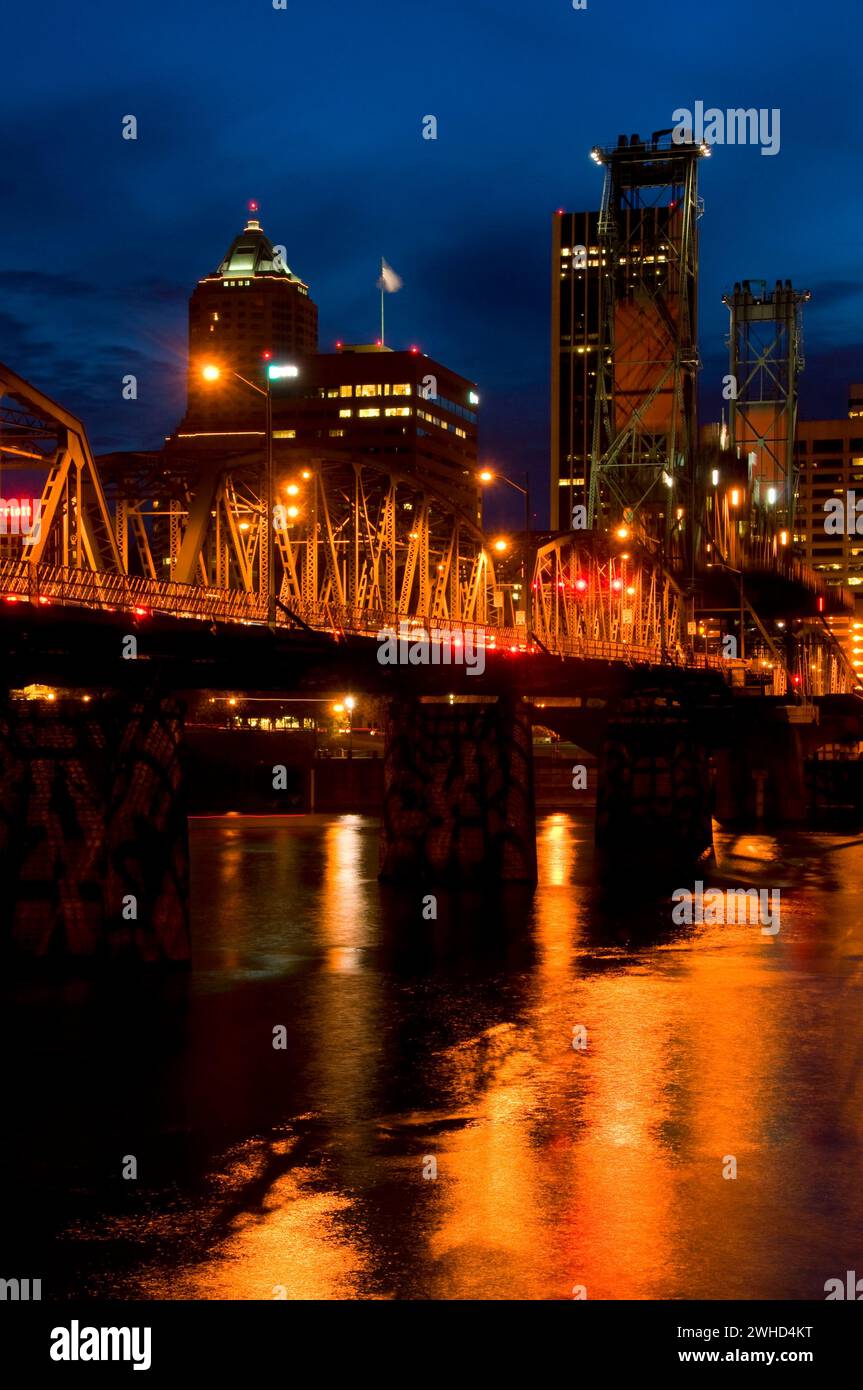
[377,259,403,293]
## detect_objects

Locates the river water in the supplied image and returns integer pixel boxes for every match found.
[6,812,863,1300]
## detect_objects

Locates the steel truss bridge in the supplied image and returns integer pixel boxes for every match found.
[0,359,856,697]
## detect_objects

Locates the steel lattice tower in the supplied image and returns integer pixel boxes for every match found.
[588,130,708,560]
[722,279,809,527]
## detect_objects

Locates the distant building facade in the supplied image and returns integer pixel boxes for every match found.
[266,345,481,523]
[550,211,601,529]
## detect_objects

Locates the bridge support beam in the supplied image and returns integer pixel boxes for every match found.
[0,690,190,964]
[379,695,537,884]
[596,712,714,878]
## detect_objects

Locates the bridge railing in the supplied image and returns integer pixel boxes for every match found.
[0,558,730,674]
[0,559,268,624]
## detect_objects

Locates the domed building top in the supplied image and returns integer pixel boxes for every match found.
[211,204,308,286]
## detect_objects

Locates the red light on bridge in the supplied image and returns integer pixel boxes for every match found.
[611,578,623,592]
[37,596,51,606]
[3,594,21,604]
[133,606,150,618]
[575,578,588,592]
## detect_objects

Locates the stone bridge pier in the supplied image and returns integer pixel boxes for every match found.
[0,689,190,964]
[379,695,537,884]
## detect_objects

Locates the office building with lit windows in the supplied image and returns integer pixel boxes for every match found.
[268,344,481,522]
[792,391,863,673]
[178,208,318,437]
[550,211,602,529]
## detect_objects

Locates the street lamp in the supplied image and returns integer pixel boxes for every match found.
[479,468,531,632]
[201,360,298,630]
[709,555,746,661]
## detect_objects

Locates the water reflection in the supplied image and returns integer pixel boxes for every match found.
[5,813,863,1300]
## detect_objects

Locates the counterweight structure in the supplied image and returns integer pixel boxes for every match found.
[722,279,809,528]
[588,130,708,561]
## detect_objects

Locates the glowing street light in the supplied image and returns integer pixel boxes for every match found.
[201,363,221,382]
[493,537,509,553]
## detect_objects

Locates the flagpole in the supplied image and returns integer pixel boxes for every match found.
[380,257,385,347]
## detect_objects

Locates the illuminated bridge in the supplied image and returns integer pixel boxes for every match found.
[0,359,854,693]
[1,359,862,965]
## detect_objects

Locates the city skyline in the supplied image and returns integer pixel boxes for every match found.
[1,0,861,534]
[4,0,863,1340]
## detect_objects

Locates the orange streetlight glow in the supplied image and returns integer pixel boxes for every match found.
[201,364,221,382]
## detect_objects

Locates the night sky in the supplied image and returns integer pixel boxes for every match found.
[1,0,859,528]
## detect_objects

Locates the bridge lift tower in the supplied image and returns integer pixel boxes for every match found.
[588,130,708,564]
[722,279,810,528]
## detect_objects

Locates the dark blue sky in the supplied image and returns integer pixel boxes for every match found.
[1,0,859,528]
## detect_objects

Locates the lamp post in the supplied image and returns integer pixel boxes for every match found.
[201,361,298,630]
[709,555,746,661]
[479,468,531,634]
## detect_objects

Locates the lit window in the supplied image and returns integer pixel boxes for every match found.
[326,388,339,398]
[357,384,380,397]
[392,384,412,396]
[339,408,352,418]
[339,385,353,397]
[329,429,345,438]
[385,407,411,417]
[272,429,296,439]
[358,408,380,418]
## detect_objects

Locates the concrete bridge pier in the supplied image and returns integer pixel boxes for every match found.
[0,689,190,964]
[595,708,714,879]
[379,695,537,885]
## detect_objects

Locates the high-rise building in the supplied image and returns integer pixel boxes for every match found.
[267,344,481,522]
[794,407,863,589]
[790,393,863,672]
[550,211,602,529]
[179,207,317,436]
